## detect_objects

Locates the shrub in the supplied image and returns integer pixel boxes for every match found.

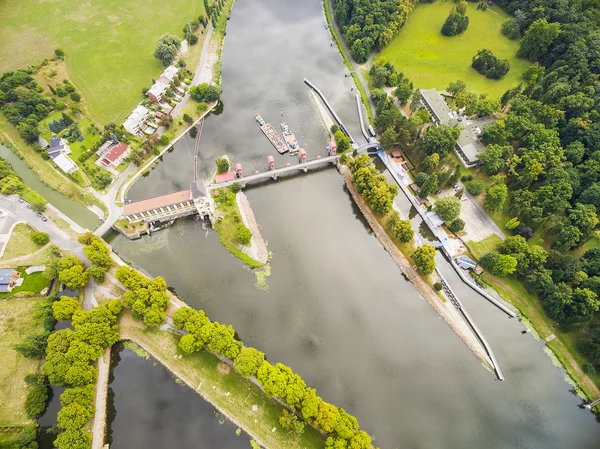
[230,183,241,193]
[434,282,443,291]
[216,157,229,174]
[52,296,81,320]
[183,113,193,124]
[197,102,209,113]
[31,231,50,245]
[236,225,252,245]
[583,363,596,374]
[449,218,465,232]
[25,375,48,419]
[466,180,485,196]
[69,92,81,102]
[55,48,65,58]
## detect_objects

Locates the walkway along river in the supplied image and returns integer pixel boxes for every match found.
[107,0,600,447]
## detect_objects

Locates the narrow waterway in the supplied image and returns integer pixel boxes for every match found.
[107,0,600,447]
[0,144,100,229]
[106,345,252,449]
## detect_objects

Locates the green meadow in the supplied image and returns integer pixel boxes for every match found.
[0,0,205,124]
[376,1,532,99]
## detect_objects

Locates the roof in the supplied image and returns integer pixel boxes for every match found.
[124,189,192,216]
[101,142,130,163]
[161,65,179,82]
[0,268,14,285]
[391,151,402,158]
[53,154,77,173]
[96,141,114,155]
[48,149,61,159]
[123,105,149,132]
[214,172,236,184]
[420,89,452,124]
[190,180,208,199]
[148,81,168,98]
[38,136,49,148]
[49,136,64,150]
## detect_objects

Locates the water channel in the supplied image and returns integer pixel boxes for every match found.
[85,0,600,446]
[0,144,100,229]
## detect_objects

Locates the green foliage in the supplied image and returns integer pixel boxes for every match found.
[466,180,485,196]
[441,2,469,36]
[172,307,195,330]
[333,131,350,153]
[216,157,229,174]
[484,184,507,212]
[449,218,465,232]
[349,155,397,215]
[411,244,437,275]
[423,125,460,155]
[13,332,50,359]
[280,409,305,434]
[471,49,510,80]
[83,239,112,268]
[233,347,265,378]
[389,216,414,243]
[236,225,252,245]
[502,18,521,39]
[517,19,560,61]
[190,83,222,102]
[52,296,81,320]
[58,265,88,290]
[86,266,107,282]
[30,232,49,246]
[25,375,48,419]
[154,33,181,66]
[54,428,92,449]
[434,282,443,291]
[117,267,168,327]
[434,196,461,222]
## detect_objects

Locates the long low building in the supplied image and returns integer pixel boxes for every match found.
[420,88,493,168]
[123,180,213,223]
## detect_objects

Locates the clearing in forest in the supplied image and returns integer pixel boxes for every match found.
[376,2,532,98]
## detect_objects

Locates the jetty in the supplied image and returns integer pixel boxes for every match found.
[260,122,287,154]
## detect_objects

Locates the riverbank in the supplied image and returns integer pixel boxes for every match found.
[91,346,111,449]
[236,192,268,265]
[118,311,325,449]
[340,166,492,369]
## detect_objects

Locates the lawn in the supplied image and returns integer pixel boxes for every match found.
[0,298,44,425]
[377,2,532,99]
[1,224,44,261]
[119,311,325,449]
[466,234,502,259]
[0,269,51,299]
[0,0,206,124]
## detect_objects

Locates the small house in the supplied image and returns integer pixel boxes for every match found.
[48,136,66,159]
[391,151,402,159]
[38,136,50,150]
[53,153,78,174]
[0,268,17,292]
[147,81,168,103]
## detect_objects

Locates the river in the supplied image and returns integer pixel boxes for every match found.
[0,144,100,229]
[105,0,600,447]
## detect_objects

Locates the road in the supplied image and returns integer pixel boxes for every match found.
[171,23,214,118]
[94,163,135,237]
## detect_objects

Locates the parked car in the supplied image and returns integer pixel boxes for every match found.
[18,198,24,203]
[453,184,460,190]
[36,212,43,217]
[41,216,48,222]
[435,190,441,195]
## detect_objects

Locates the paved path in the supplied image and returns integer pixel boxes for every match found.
[94,164,136,237]
[171,23,214,118]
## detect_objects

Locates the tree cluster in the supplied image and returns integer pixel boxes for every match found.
[80,232,113,282]
[116,266,170,326]
[0,425,38,449]
[471,49,510,80]
[441,2,469,37]
[411,244,437,275]
[44,255,88,290]
[154,33,181,67]
[333,0,419,62]
[190,82,222,103]
[348,154,398,216]
[386,211,414,243]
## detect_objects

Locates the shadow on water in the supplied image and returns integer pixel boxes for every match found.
[106,343,252,449]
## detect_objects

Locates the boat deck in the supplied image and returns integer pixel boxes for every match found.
[282,128,299,154]
[260,123,287,154]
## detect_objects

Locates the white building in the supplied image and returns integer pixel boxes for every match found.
[53,153,78,174]
[123,105,149,136]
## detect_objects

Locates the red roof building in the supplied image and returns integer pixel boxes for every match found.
[101,142,131,168]
[214,171,236,184]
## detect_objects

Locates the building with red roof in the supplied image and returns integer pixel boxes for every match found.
[100,142,131,168]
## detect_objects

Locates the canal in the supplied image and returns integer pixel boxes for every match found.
[107,0,600,447]
[0,144,100,230]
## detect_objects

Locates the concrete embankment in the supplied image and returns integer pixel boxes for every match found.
[236,192,268,265]
[91,346,111,449]
[340,167,491,369]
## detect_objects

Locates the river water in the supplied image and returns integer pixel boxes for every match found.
[104,0,600,447]
[0,144,100,229]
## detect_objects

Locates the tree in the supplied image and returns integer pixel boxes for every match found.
[31,232,49,245]
[434,196,461,222]
[334,130,350,153]
[424,125,460,155]
[472,49,510,80]
[53,296,81,320]
[301,387,322,422]
[419,173,439,198]
[449,218,465,232]
[380,128,399,148]
[13,333,50,359]
[422,153,440,172]
[54,428,92,449]
[466,180,485,196]
[316,402,340,433]
[480,251,517,276]
[236,225,252,245]
[233,347,265,378]
[86,266,107,282]
[484,184,507,212]
[83,240,112,268]
[31,201,47,213]
[58,265,88,290]
[216,157,229,174]
[390,219,414,243]
[414,172,429,187]
[55,48,65,58]
[393,78,413,104]
[154,33,182,66]
[517,19,561,61]
[441,3,469,36]
[411,244,436,275]
[502,18,520,39]
[447,80,466,97]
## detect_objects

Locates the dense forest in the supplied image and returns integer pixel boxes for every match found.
[331,0,420,62]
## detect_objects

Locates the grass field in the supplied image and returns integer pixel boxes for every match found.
[0,299,43,425]
[377,2,532,99]
[0,269,51,299]
[0,0,206,124]
[1,224,42,261]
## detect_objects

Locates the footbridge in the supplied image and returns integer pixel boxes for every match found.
[209,154,340,190]
[304,78,355,143]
